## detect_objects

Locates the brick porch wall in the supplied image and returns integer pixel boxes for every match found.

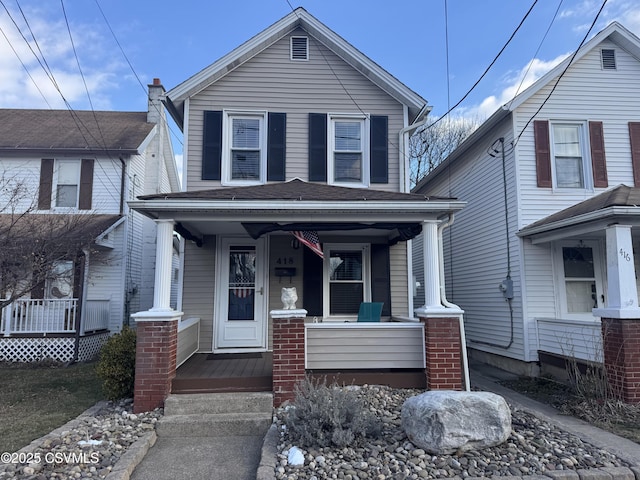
[420,316,463,390]
[133,319,178,413]
[272,315,305,406]
[601,318,640,403]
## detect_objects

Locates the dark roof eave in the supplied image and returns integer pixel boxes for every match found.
[0,147,139,156]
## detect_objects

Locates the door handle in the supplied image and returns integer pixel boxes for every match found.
[258,287,264,296]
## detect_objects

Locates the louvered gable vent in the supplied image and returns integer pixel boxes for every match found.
[291,36,308,61]
[601,49,616,70]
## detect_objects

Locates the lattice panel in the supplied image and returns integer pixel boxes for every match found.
[0,337,75,363]
[78,333,110,362]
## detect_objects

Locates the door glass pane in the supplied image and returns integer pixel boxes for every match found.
[228,246,255,321]
[563,247,594,277]
[566,281,596,312]
[329,251,362,280]
[329,250,363,315]
[330,283,363,314]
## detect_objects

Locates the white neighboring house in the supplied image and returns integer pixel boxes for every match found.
[0,80,181,363]
[413,22,640,377]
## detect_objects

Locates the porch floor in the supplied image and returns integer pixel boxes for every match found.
[172,352,273,394]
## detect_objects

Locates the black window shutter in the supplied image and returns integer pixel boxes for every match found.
[79,159,94,210]
[202,111,223,180]
[267,113,286,181]
[38,158,54,210]
[370,116,388,183]
[308,113,327,182]
[302,246,323,316]
[371,244,391,317]
[534,120,552,188]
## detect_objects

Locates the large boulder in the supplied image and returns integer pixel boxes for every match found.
[401,390,511,455]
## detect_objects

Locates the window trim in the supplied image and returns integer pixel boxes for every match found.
[549,121,593,191]
[221,110,267,186]
[327,113,370,188]
[53,159,80,209]
[322,243,371,321]
[553,240,605,321]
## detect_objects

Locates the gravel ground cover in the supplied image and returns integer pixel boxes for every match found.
[274,385,629,479]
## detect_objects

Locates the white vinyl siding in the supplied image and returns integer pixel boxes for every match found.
[389,242,409,317]
[185,29,404,192]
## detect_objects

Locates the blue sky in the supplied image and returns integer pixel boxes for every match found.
[1,0,639,155]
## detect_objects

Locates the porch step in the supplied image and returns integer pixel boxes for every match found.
[156,412,272,437]
[157,392,273,438]
[163,392,273,416]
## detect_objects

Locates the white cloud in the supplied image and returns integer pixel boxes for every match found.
[0,6,123,109]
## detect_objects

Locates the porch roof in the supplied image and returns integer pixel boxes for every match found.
[518,184,640,243]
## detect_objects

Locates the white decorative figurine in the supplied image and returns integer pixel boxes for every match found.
[281,287,298,310]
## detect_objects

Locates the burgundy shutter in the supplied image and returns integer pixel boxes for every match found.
[630,122,640,187]
[588,122,608,188]
[534,120,552,188]
[38,159,54,210]
[79,159,94,210]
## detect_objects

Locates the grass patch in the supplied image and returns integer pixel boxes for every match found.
[0,362,104,453]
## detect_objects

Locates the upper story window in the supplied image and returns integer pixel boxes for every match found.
[328,114,369,187]
[550,123,591,189]
[222,111,266,185]
[54,160,80,207]
[38,158,94,210]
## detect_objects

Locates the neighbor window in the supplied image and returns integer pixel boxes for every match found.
[54,160,80,207]
[551,123,590,189]
[555,241,604,319]
[324,244,370,318]
[222,111,266,184]
[328,115,368,186]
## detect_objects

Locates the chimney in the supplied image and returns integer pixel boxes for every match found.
[147,78,165,124]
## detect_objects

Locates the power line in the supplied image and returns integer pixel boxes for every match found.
[514,0,608,146]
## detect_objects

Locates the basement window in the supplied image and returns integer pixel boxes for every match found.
[290,36,308,61]
[601,49,616,70]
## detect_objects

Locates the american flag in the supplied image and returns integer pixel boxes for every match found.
[292,231,324,259]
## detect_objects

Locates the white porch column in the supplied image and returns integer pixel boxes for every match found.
[151,219,175,311]
[594,224,640,318]
[421,220,443,310]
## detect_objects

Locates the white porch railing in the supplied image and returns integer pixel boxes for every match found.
[1,298,111,336]
[82,299,111,334]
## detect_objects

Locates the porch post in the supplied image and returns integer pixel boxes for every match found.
[594,224,640,403]
[416,219,467,391]
[131,218,183,413]
[270,308,307,407]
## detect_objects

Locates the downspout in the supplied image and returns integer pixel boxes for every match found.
[398,105,432,193]
[437,213,470,391]
[119,157,126,216]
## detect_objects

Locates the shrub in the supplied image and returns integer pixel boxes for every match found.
[95,326,137,400]
[283,377,382,448]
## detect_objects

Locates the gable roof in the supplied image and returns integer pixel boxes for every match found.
[165,7,428,127]
[414,22,640,193]
[0,109,155,155]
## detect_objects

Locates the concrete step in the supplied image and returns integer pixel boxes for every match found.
[163,392,273,416]
[156,412,273,437]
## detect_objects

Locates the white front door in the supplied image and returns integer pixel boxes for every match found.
[215,237,268,351]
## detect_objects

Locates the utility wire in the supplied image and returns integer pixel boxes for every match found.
[514,0,608,146]
[427,0,539,131]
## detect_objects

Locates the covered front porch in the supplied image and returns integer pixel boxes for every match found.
[129,179,467,411]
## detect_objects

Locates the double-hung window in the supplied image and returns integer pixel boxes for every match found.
[223,111,266,184]
[554,240,604,320]
[328,115,368,186]
[54,160,80,208]
[550,122,590,189]
[324,244,370,319]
